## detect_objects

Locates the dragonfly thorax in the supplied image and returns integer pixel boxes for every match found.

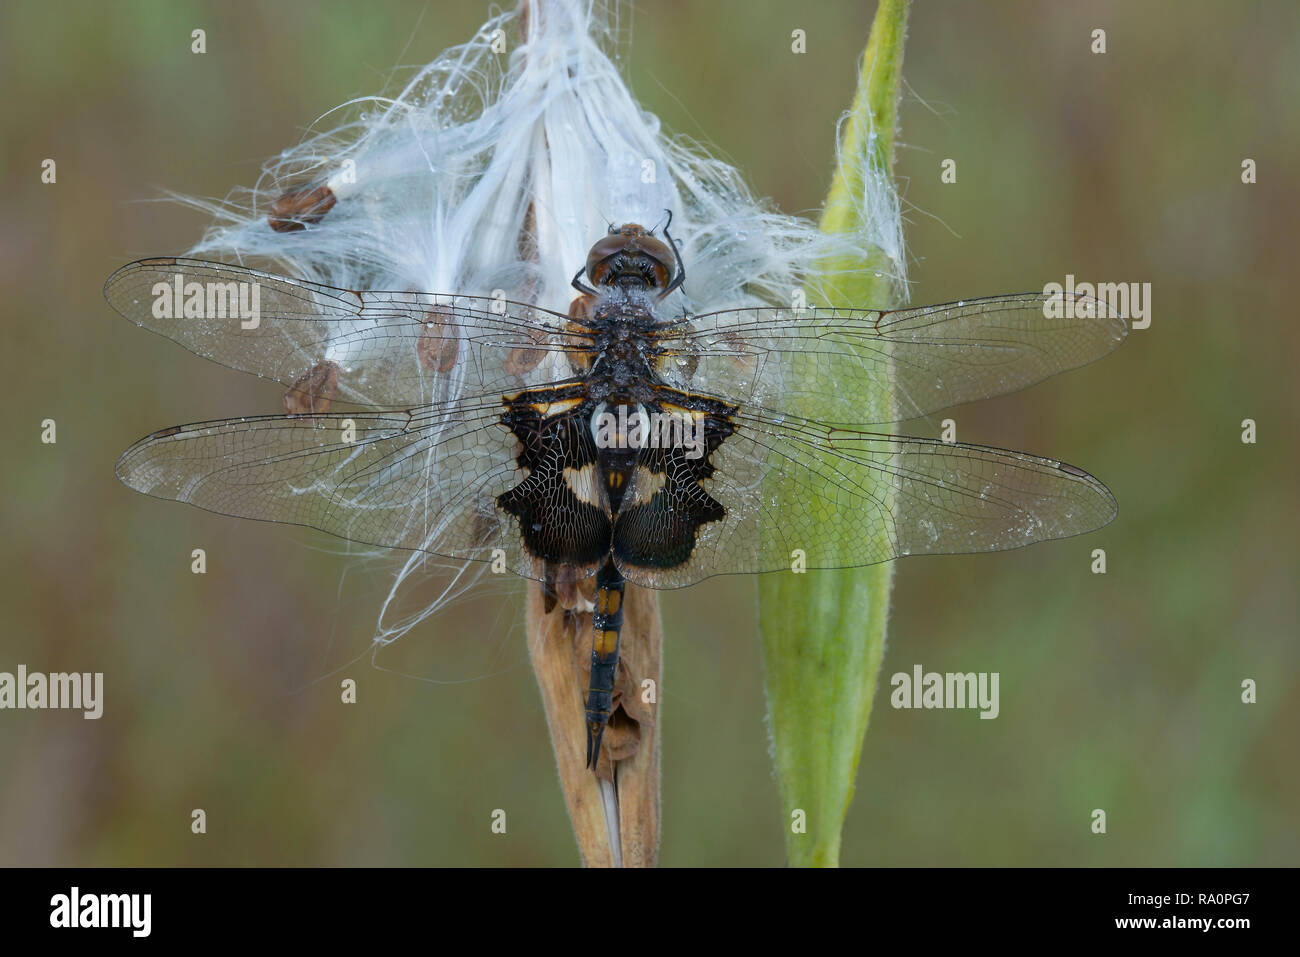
[585,289,661,401]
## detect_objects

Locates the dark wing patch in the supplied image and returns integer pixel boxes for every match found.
[496,393,612,569]
[612,396,734,574]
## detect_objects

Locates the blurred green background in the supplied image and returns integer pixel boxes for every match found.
[1,0,1296,866]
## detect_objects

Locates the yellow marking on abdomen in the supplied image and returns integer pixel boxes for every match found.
[593,629,620,655]
[596,589,622,616]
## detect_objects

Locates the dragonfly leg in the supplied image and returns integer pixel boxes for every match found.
[571,266,598,297]
[658,210,686,300]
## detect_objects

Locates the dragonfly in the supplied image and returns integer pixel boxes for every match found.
[105,220,1126,767]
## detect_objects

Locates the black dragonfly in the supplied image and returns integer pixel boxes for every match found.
[105,220,1125,767]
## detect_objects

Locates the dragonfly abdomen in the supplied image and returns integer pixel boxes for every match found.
[584,557,626,768]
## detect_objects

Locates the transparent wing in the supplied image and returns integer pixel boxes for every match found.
[104,258,588,408]
[656,293,1127,425]
[115,397,598,585]
[615,406,1117,588]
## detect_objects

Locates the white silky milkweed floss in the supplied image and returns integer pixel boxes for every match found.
[176,0,907,649]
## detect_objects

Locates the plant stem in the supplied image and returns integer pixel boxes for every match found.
[526,581,662,866]
[758,0,909,868]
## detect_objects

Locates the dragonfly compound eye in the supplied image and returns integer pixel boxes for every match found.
[585,226,674,289]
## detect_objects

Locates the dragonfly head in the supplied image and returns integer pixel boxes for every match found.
[585,223,675,292]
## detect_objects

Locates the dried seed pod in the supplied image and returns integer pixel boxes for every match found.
[417,307,461,372]
[503,327,551,376]
[268,184,337,232]
[283,360,340,413]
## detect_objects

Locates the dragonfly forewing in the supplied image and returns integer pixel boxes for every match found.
[660,292,1127,426]
[104,257,590,409]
